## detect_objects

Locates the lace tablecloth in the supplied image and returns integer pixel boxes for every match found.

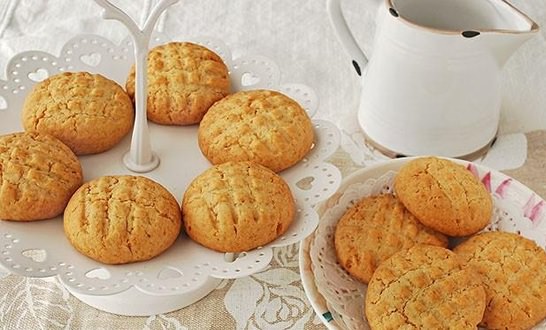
[1,1,545,329]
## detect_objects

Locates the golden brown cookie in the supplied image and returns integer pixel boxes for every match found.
[365,245,486,330]
[0,132,83,221]
[454,231,546,330]
[22,71,134,155]
[198,89,314,172]
[182,161,295,252]
[64,175,181,264]
[394,157,492,236]
[126,42,230,125]
[334,194,448,284]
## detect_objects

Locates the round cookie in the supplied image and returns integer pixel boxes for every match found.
[198,89,314,172]
[182,161,295,252]
[0,132,83,221]
[64,175,181,264]
[126,42,230,125]
[454,231,546,329]
[394,157,492,236]
[334,194,448,284]
[365,245,486,330]
[22,71,134,155]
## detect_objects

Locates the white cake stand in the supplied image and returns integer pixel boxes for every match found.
[0,1,343,315]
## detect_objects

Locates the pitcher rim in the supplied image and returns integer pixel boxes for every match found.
[386,0,539,35]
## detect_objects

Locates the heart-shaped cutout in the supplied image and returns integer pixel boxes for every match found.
[296,176,315,191]
[85,268,111,280]
[28,68,48,82]
[80,52,101,67]
[0,95,7,111]
[21,249,47,263]
[157,267,183,280]
[241,72,261,87]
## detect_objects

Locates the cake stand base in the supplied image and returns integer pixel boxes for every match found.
[61,276,222,316]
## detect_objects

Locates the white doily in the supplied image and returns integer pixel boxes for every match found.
[308,158,546,329]
[0,33,342,309]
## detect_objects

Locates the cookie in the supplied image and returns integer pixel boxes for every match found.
[334,194,448,284]
[454,231,546,329]
[126,42,230,125]
[182,161,295,252]
[64,175,181,264]
[365,245,486,330]
[394,157,492,236]
[22,71,134,155]
[198,89,314,172]
[0,132,83,221]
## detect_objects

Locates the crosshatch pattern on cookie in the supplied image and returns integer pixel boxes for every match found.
[454,231,546,330]
[334,194,448,284]
[365,245,486,330]
[126,42,230,125]
[198,90,314,172]
[0,132,83,221]
[64,175,181,265]
[22,72,134,155]
[182,161,295,252]
[394,157,493,236]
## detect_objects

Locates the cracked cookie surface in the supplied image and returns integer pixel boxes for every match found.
[394,157,492,236]
[182,161,295,252]
[454,231,546,330]
[0,132,83,221]
[334,194,448,284]
[198,89,314,172]
[126,42,230,125]
[63,175,181,265]
[22,71,134,155]
[365,245,486,330]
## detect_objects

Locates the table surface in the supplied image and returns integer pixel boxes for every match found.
[1,0,545,329]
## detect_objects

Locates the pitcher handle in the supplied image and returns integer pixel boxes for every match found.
[327,0,368,76]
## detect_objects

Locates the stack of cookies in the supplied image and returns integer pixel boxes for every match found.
[2,66,185,264]
[129,42,314,253]
[1,40,315,264]
[334,156,546,329]
[1,70,135,224]
[185,88,315,252]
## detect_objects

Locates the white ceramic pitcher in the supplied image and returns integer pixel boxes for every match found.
[328,0,539,158]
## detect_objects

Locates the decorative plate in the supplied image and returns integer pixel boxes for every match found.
[300,157,546,330]
[0,33,343,315]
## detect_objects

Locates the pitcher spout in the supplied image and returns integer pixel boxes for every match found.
[483,28,538,67]
[479,0,539,66]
